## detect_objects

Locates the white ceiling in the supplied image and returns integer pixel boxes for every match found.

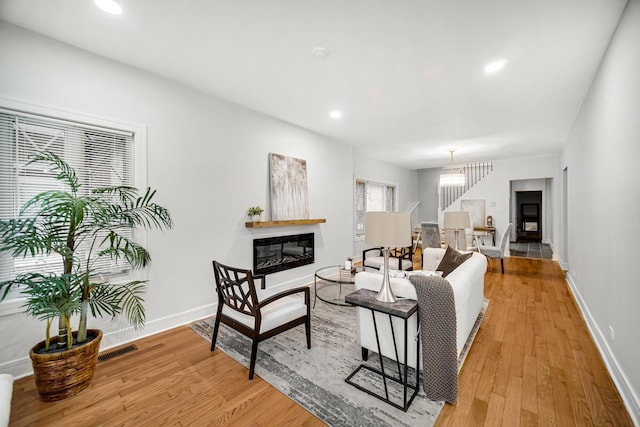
[0,0,628,169]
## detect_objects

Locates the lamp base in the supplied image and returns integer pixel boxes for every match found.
[375,248,396,303]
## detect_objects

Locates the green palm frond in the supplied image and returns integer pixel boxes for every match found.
[8,272,81,321]
[0,217,51,258]
[27,151,80,193]
[97,232,150,269]
[89,281,147,329]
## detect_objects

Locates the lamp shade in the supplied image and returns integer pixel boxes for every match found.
[439,173,465,187]
[365,211,411,247]
[443,211,471,229]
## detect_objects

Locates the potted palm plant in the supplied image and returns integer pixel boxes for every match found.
[0,151,173,401]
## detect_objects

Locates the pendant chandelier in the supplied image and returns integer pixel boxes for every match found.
[439,150,465,187]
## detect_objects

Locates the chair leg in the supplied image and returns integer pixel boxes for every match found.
[210,315,221,351]
[305,317,311,349]
[501,258,505,274]
[248,338,259,380]
[361,347,369,361]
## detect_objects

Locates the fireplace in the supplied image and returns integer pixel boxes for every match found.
[253,233,314,275]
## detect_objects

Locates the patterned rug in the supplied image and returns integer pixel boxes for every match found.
[190,294,487,427]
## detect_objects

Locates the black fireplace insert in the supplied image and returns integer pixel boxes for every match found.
[253,233,314,275]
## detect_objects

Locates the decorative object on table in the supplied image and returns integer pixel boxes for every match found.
[247,205,264,221]
[344,258,352,270]
[269,153,309,220]
[191,293,488,427]
[0,151,173,401]
[486,215,493,227]
[364,211,412,303]
[443,211,471,251]
[439,150,465,187]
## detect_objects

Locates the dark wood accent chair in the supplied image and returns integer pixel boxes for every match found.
[211,261,311,379]
[362,246,414,271]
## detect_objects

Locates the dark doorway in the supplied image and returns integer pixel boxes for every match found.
[516,191,542,242]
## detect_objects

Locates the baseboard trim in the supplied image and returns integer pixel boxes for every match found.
[0,303,217,379]
[1,280,317,379]
[565,274,640,425]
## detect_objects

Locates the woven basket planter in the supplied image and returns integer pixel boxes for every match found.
[29,329,103,402]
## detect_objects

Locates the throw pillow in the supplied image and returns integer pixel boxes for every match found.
[436,245,473,278]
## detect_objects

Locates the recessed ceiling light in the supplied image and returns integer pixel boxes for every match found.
[329,110,342,119]
[95,0,122,15]
[312,46,330,59]
[484,59,508,74]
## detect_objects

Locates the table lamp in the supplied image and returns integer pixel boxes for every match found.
[365,211,411,303]
[443,211,471,250]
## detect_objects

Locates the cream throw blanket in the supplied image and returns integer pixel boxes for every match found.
[409,275,458,404]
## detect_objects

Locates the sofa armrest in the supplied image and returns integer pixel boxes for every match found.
[0,374,13,427]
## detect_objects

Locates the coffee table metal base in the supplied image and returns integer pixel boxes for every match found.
[314,265,362,307]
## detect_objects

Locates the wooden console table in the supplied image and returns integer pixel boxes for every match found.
[474,226,496,245]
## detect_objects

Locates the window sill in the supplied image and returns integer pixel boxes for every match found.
[0,298,27,316]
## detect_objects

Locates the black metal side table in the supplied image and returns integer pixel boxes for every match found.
[344,288,420,411]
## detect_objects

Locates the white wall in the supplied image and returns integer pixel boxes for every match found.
[0,22,355,376]
[416,167,442,223]
[352,152,418,259]
[562,0,640,421]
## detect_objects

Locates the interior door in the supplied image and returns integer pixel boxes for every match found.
[516,191,542,242]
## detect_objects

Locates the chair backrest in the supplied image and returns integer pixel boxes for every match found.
[499,223,513,255]
[212,261,259,317]
[421,222,441,249]
[389,246,413,260]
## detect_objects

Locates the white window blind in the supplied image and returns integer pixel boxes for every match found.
[0,110,134,288]
[354,179,396,238]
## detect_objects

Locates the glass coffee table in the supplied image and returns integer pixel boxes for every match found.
[314,265,377,307]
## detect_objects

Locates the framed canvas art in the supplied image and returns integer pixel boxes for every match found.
[460,199,485,228]
[269,153,310,220]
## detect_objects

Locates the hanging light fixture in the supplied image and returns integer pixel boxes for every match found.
[439,150,466,187]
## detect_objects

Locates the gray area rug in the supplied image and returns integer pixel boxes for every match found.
[509,242,553,259]
[191,295,487,427]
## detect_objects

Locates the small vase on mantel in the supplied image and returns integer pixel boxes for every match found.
[247,206,264,223]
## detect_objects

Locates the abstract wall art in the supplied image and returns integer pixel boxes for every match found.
[269,153,310,220]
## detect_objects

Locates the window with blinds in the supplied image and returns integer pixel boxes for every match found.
[0,110,135,297]
[354,179,396,238]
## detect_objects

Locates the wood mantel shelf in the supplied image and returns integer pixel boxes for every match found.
[245,218,327,228]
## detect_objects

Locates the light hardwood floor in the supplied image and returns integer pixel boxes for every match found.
[8,256,633,426]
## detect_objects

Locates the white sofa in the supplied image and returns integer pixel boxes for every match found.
[354,247,487,369]
[0,374,13,427]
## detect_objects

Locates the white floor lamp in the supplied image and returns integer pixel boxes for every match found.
[365,211,412,303]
